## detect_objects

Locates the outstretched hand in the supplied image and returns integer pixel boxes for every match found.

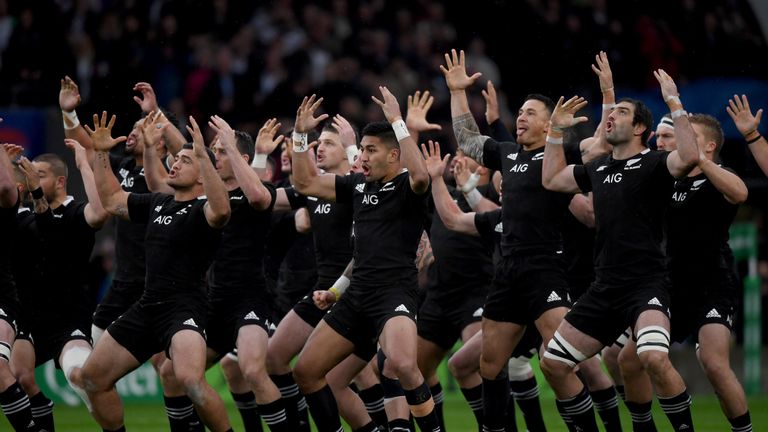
[16,157,40,191]
[591,51,614,92]
[255,118,285,154]
[420,140,450,179]
[653,69,680,106]
[59,76,81,112]
[140,110,168,149]
[295,94,329,134]
[208,115,237,150]
[331,114,357,148]
[133,82,159,113]
[1,143,23,161]
[481,80,500,124]
[371,86,403,123]
[406,90,441,133]
[550,96,589,132]
[440,49,482,92]
[185,116,210,162]
[84,111,127,151]
[726,94,763,137]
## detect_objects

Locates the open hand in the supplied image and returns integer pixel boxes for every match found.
[591,51,614,92]
[420,140,450,179]
[59,76,81,112]
[331,114,357,148]
[371,86,403,124]
[481,80,500,124]
[295,94,329,134]
[406,90,441,133]
[653,69,680,106]
[84,111,127,151]
[133,82,159,113]
[439,49,482,92]
[550,96,589,132]
[726,94,763,137]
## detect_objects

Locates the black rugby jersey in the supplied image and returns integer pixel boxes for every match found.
[127,193,221,304]
[482,138,573,256]
[111,155,150,283]
[574,149,674,286]
[335,171,429,287]
[208,186,277,299]
[285,186,353,285]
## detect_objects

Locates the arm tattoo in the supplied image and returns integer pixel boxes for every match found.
[452,112,480,137]
[114,204,129,220]
[456,127,488,163]
[32,197,49,214]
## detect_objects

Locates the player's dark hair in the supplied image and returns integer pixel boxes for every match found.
[689,113,725,158]
[235,130,255,161]
[33,153,68,178]
[182,143,217,167]
[524,94,556,115]
[322,120,359,148]
[361,121,399,152]
[618,97,654,144]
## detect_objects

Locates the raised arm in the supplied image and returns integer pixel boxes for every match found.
[580,51,615,162]
[140,111,174,194]
[542,96,588,193]
[441,49,486,163]
[291,95,338,200]
[0,139,18,208]
[654,69,699,178]
[726,94,768,176]
[372,86,430,194]
[252,117,285,170]
[482,80,515,142]
[405,90,442,145]
[331,114,360,165]
[84,112,131,220]
[209,115,274,210]
[59,76,94,152]
[422,140,479,235]
[64,138,109,228]
[133,82,185,156]
[187,116,230,228]
[16,157,47,214]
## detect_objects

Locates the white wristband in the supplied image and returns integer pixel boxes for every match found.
[345,146,359,164]
[391,119,410,142]
[292,131,308,152]
[460,172,480,193]
[670,109,688,119]
[602,103,615,111]
[546,135,564,145]
[62,110,79,130]
[331,275,350,297]
[251,153,268,169]
[665,95,681,105]
[465,188,482,209]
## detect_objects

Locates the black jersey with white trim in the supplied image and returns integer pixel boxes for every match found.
[335,171,429,287]
[482,138,573,256]
[11,207,41,310]
[127,193,222,304]
[111,155,151,283]
[666,170,738,275]
[208,186,277,299]
[0,200,19,290]
[284,186,353,285]
[573,149,674,287]
[474,208,503,265]
[424,185,493,302]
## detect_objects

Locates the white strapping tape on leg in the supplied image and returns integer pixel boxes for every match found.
[90,324,105,346]
[61,346,93,411]
[636,325,670,354]
[0,341,10,362]
[543,331,588,367]
[507,355,533,380]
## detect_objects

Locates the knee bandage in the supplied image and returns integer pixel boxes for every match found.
[613,329,631,349]
[543,331,587,368]
[0,341,10,362]
[507,355,533,380]
[635,326,670,354]
[90,324,105,346]
[61,346,93,411]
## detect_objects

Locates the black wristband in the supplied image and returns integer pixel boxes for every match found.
[746,134,763,145]
[30,187,44,199]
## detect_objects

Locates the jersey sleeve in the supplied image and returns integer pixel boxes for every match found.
[127,192,158,223]
[481,138,504,171]
[71,201,96,232]
[335,173,363,204]
[283,186,308,210]
[573,165,593,193]
[263,182,278,212]
[488,119,515,142]
[474,208,501,248]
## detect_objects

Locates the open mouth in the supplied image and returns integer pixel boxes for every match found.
[606,121,614,133]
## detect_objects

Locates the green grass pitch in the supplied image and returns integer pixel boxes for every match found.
[2,393,766,431]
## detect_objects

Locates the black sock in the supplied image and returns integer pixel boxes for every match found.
[505,387,518,432]
[389,418,411,432]
[482,376,509,432]
[0,382,37,431]
[231,391,262,432]
[271,373,310,431]
[557,386,598,432]
[358,384,388,429]
[625,401,657,432]
[460,385,483,431]
[658,390,694,432]
[510,377,546,432]
[258,398,290,432]
[429,383,446,431]
[590,386,622,432]
[555,399,577,432]
[304,385,342,432]
[729,411,752,432]
[163,395,203,432]
[354,421,380,432]
[404,382,440,432]
[615,384,626,402]
[29,392,55,432]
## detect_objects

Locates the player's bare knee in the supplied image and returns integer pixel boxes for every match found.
[16,369,37,394]
[219,355,240,381]
[448,355,471,380]
[241,360,268,385]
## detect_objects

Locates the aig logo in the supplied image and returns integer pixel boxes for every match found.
[153,215,173,225]
[362,194,378,205]
[120,177,134,188]
[314,203,331,214]
[603,173,623,184]
[509,163,528,173]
